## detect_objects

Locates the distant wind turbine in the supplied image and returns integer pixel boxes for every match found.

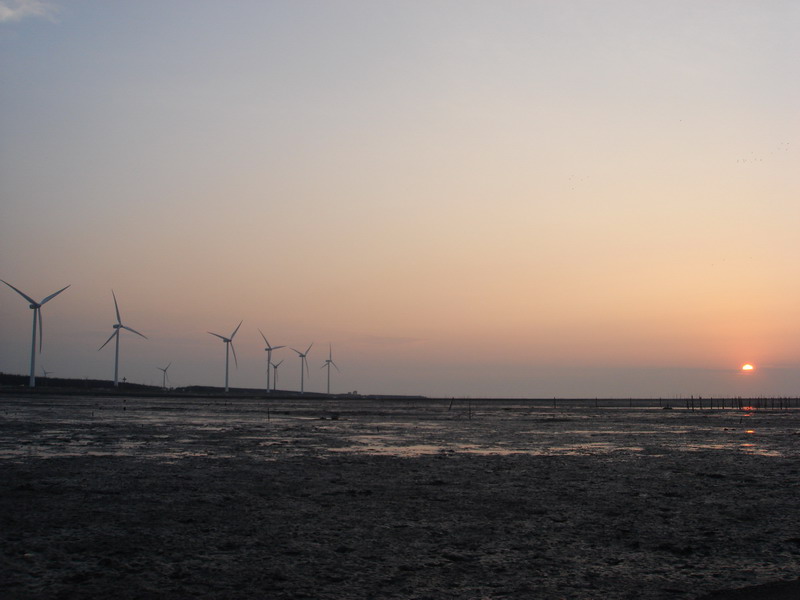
[1,279,70,388]
[98,290,147,387]
[157,362,171,389]
[291,343,313,394]
[208,321,242,392]
[258,329,284,393]
[271,359,284,392]
[41,367,53,378]
[321,344,340,395]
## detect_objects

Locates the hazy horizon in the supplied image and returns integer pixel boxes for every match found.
[2,1,799,398]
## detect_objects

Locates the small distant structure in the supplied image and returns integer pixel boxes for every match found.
[291,344,313,394]
[259,330,284,393]
[271,359,284,392]
[321,344,340,394]
[208,321,242,392]
[157,362,172,389]
[98,290,147,387]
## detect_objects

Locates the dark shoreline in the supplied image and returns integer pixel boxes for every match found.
[3,377,799,408]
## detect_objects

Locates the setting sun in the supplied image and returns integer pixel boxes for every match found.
[741,364,755,372]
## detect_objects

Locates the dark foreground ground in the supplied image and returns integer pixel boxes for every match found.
[1,395,799,599]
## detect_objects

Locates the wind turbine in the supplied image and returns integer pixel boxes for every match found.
[291,343,313,394]
[1,279,70,388]
[41,367,53,387]
[99,290,147,387]
[321,344,340,395]
[157,362,171,389]
[208,321,242,392]
[258,329,284,393]
[271,359,284,392]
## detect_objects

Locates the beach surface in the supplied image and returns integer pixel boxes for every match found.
[1,394,799,599]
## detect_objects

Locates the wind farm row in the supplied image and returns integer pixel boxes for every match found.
[1,280,340,394]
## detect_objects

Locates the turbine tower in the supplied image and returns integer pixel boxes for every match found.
[258,329,284,393]
[1,279,70,388]
[208,321,242,392]
[271,359,283,392]
[321,344,340,395]
[99,290,147,387]
[291,343,313,394]
[157,362,171,389]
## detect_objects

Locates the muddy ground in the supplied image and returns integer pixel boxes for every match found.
[1,395,799,599]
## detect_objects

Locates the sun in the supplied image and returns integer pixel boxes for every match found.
[741,363,755,372]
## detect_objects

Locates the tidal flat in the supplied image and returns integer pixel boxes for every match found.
[2,395,799,599]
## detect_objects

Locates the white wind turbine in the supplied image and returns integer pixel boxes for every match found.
[271,359,284,392]
[1,279,70,388]
[321,344,340,395]
[291,343,313,394]
[208,321,242,392]
[157,362,171,390]
[40,367,53,387]
[99,290,147,387]
[258,329,284,393]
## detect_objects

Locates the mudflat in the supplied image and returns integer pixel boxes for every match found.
[1,395,799,599]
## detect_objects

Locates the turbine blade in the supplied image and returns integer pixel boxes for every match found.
[165,362,171,371]
[40,284,70,305]
[112,290,121,324]
[208,332,227,341]
[274,359,283,368]
[230,341,238,368]
[98,329,118,351]
[291,348,302,356]
[258,329,269,346]
[305,343,313,355]
[38,308,44,352]
[304,357,310,376]
[332,361,340,372]
[122,325,148,339]
[1,280,37,305]
[230,320,243,339]
[272,345,285,350]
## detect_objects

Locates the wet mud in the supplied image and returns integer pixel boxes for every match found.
[2,395,799,599]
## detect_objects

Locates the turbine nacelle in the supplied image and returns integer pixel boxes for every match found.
[291,343,313,359]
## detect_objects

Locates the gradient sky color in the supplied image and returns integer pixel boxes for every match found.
[2,1,799,397]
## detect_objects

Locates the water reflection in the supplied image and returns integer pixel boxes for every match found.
[0,395,797,460]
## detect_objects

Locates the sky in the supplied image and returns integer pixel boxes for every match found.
[1,0,799,398]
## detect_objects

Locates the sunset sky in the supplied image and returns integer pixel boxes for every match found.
[2,1,799,397]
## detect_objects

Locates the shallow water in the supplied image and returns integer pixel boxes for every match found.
[1,395,798,460]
